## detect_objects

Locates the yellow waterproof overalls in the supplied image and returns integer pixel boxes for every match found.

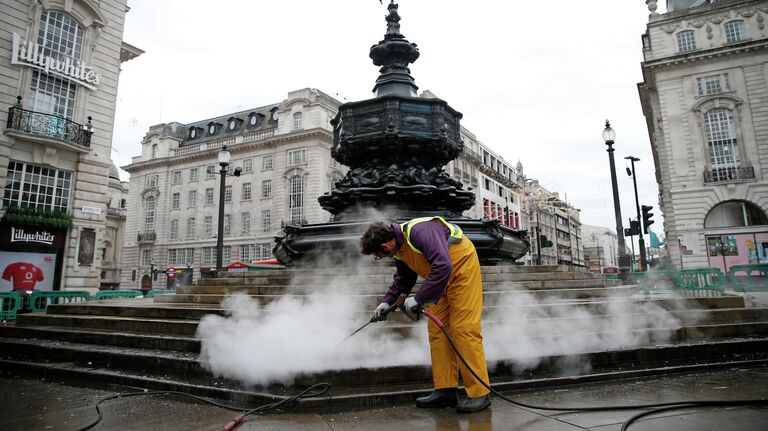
[395,217,491,398]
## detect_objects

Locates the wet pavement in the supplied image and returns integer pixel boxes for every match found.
[2,363,766,430]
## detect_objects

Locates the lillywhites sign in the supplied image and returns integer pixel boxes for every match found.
[11,32,101,90]
[10,227,55,245]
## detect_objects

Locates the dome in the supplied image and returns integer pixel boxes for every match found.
[109,163,121,180]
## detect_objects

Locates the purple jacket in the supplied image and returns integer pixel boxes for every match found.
[381,221,453,306]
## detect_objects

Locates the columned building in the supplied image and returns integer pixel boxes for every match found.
[639,0,768,273]
[121,89,343,286]
[0,0,140,293]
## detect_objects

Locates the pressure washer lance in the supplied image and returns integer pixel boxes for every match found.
[339,294,419,344]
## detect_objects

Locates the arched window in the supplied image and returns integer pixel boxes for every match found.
[705,201,768,228]
[293,112,303,130]
[288,175,304,224]
[724,20,745,43]
[144,196,156,233]
[27,10,84,118]
[704,108,740,169]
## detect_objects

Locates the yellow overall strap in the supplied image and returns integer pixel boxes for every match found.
[399,217,463,255]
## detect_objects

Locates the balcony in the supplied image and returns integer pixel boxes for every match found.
[703,166,755,184]
[5,97,92,151]
[137,231,157,244]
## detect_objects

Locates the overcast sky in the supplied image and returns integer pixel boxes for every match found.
[113,0,666,237]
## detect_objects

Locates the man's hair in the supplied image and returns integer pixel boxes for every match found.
[360,221,395,255]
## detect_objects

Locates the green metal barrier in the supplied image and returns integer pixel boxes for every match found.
[678,268,725,293]
[0,292,24,321]
[94,290,143,300]
[634,270,683,290]
[29,291,92,312]
[728,263,768,292]
[144,289,176,298]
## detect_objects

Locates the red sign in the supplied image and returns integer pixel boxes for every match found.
[166,267,176,278]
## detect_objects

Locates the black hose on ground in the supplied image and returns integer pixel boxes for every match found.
[420,309,768,431]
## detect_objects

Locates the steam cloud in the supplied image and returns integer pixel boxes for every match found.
[197,265,702,386]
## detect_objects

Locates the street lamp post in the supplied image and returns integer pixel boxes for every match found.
[603,120,629,274]
[625,155,647,271]
[216,146,231,276]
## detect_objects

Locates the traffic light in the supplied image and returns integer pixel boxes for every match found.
[642,205,654,234]
[540,235,554,248]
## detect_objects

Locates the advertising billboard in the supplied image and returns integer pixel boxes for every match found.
[0,251,57,292]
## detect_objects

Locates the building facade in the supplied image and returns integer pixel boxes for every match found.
[0,0,140,293]
[120,89,343,286]
[639,0,768,273]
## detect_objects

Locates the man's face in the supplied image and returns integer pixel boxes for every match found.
[374,239,398,260]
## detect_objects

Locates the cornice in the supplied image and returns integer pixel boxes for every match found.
[641,39,768,72]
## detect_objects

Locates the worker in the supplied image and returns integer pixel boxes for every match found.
[359,218,491,413]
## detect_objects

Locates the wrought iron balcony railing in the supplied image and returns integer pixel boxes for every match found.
[137,231,157,243]
[703,166,755,184]
[5,97,92,149]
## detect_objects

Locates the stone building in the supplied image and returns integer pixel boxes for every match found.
[0,0,140,292]
[639,0,768,272]
[120,89,343,286]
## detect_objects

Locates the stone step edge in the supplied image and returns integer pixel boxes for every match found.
[22,307,768,333]
[1,357,767,412]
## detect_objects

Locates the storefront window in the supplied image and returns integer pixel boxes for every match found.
[3,161,72,212]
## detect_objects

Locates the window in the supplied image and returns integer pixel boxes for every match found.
[27,10,83,118]
[242,183,252,200]
[240,245,250,262]
[206,165,216,179]
[261,209,271,232]
[224,214,231,236]
[222,246,231,263]
[289,175,304,224]
[145,174,159,188]
[677,30,696,52]
[152,144,158,158]
[293,112,303,130]
[141,249,153,266]
[170,220,178,240]
[172,171,182,185]
[172,193,180,210]
[202,247,214,265]
[205,188,214,206]
[187,190,197,208]
[190,168,199,182]
[243,159,253,173]
[262,180,272,198]
[705,201,768,228]
[287,149,306,166]
[167,249,177,265]
[705,108,740,169]
[186,218,196,239]
[204,216,213,237]
[144,196,155,233]
[241,212,250,235]
[224,185,232,203]
[255,243,273,260]
[263,155,273,170]
[697,74,730,96]
[3,161,73,212]
[724,20,745,43]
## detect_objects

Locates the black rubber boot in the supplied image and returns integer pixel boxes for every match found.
[415,388,458,408]
[456,393,492,413]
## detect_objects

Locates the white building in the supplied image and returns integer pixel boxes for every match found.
[582,224,619,271]
[120,89,343,285]
[639,0,768,273]
[0,0,140,293]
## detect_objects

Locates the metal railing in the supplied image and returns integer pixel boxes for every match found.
[703,166,755,183]
[6,99,92,149]
[137,231,157,243]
